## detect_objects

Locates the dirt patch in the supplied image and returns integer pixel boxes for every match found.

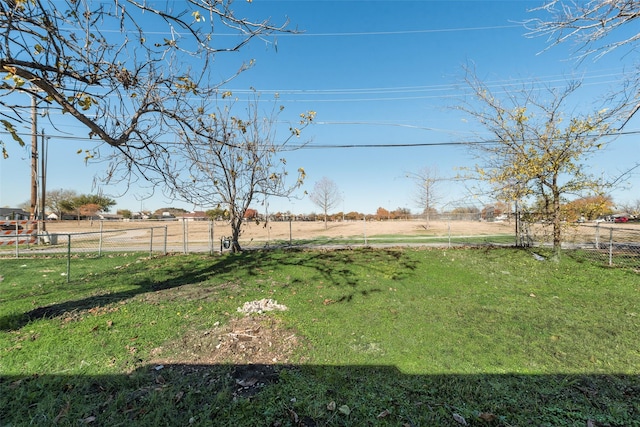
[149,311,304,398]
[150,314,303,366]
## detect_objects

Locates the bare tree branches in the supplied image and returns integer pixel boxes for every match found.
[0,0,292,178]
[309,177,342,229]
[526,0,640,60]
[163,92,314,252]
[525,1,640,129]
[407,167,441,229]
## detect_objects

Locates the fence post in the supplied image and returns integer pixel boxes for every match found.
[595,223,600,249]
[14,221,19,258]
[164,226,168,255]
[149,227,154,258]
[363,216,367,245]
[608,228,613,267]
[289,217,292,246]
[208,220,214,255]
[98,221,103,257]
[182,218,188,254]
[66,233,71,283]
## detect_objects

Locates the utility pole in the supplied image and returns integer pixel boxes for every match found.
[40,130,47,232]
[30,94,38,222]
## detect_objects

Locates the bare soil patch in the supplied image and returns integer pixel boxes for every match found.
[148,298,303,398]
[150,314,303,367]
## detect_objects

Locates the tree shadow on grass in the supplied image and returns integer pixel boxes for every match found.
[0,248,418,331]
[1,364,637,426]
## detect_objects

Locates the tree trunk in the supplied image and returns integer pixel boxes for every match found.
[230,217,243,253]
[552,188,562,256]
[323,208,328,230]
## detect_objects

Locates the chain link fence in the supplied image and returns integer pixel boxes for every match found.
[2,219,639,281]
[0,222,171,282]
[559,223,640,269]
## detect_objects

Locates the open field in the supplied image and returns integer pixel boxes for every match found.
[41,218,640,240]
[43,218,518,241]
[38,219,524,251]
[1,247,639,426]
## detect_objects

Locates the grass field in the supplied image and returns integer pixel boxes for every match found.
[1,247,639,426]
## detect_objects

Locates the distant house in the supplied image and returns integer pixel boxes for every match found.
[244,208,259,219]
[0,208,30,221]
[98,213,124,221]
[180,211,208,221]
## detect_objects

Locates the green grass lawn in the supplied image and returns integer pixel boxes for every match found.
[1,248,639,426]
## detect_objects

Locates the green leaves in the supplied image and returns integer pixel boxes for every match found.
[0,120,25,158]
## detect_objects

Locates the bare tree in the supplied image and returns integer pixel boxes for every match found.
[461,71,620,253]
[0,0,291,182]
[407,167,441,229]
[165,93,315,252]
[309,177,342,229]
[617,199,640,217]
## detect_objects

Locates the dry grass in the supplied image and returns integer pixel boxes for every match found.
[44,218,517,242]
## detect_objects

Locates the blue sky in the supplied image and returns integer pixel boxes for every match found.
[1,0,638,215]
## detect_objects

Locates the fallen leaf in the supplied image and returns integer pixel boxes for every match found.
[478,412,497,422]
[453,413,468,426]
[327,401,336,411]
[81,415,96,424]
[377,409,390,418]
[174,391,184,403]
[338,405,351,416]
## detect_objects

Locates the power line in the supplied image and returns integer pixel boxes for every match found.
[87,24,523,38]
[3,129,640,149]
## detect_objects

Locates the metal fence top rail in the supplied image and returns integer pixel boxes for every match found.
[49,226,168,237]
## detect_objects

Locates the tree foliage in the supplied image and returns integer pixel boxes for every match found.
[309,177,342,229]
[461,72,619,251]
[58,193,116,216]
[562,194,614,221]
[45,188,77,218]
[205,207,228,221]
[0,0,290,179]
[165,94,314,252]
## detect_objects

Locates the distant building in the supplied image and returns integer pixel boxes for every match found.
[180,211,208,221]
[98,213,124,221]
[0,208,30,220]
